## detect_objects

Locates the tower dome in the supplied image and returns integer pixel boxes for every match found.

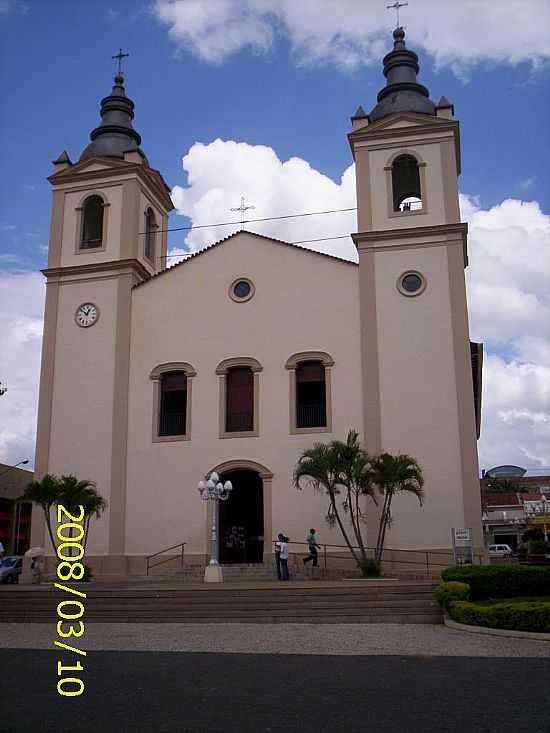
[80,74,148,164]
[369,27,435,122]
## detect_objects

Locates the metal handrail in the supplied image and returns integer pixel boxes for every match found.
[146,542,186,576]
[273,540,484,575]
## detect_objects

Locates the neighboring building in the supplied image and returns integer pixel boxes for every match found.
[29,28,484,575]
[0,464,34,555]
[481,465,550,549]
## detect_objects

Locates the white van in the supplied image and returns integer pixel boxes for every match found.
[488,544,513,557]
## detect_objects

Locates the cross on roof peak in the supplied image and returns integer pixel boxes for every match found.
[112,48,129,76]
[387,1,408,29]
[230,196,256,228]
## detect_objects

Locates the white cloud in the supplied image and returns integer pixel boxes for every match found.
[520,177,536,191]
[170,138,358,260]
[461,194,550,470]
[0,271,44,468]
[153,0,550,73]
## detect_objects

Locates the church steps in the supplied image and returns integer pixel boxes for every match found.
[0,581,441,624]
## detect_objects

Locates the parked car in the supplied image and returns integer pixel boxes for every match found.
[0,555,23,584]
[488,544,514,558]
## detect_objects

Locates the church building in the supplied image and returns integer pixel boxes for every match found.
[31,28,484,575]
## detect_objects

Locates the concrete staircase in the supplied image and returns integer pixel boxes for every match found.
[0,580,442,624]
[169,562,345,583]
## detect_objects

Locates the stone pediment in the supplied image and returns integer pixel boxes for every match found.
[134,230,356,291]
[49,156,132,182]
[48,157,173,210]
[362,112,456,135]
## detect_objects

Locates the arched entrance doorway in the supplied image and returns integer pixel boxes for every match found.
[218,469,264,564]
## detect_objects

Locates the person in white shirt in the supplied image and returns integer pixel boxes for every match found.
[279,535,290,581]
[274,533,283,580]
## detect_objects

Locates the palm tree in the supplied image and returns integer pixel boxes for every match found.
[371,453,424,563]
[58,475,107,552]
[21,474,62,554]
[21,473,107,556]
[294,430,375,569]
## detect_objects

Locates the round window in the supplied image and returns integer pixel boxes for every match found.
[229,278,255,302]
[397,271,426,297]
[234,281,251,299]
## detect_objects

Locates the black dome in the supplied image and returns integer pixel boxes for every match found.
[369,28,435,123]
[80,74,148,164]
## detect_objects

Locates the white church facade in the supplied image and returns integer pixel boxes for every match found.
[31,28,484,575]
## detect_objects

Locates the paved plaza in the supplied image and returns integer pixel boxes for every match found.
[2,620,549,657]
[3,623,549,733]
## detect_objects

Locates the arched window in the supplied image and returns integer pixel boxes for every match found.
[226,366,254,433]
[81,195,104,248]
[391,154,422,212]
[159,372,187,436]
[296,361,327,428]
[144,208,156,262]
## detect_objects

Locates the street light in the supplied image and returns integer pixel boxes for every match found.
[0,459,29,480]
[197,471,233,582]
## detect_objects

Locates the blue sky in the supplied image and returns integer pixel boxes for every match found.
[0,0,549,471]
[0,0,548,267]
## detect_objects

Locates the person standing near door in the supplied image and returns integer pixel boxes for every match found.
[303,528,320,567]
[279,535,290,581]
[274,533,284,580]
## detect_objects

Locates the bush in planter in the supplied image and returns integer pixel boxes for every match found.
[449,599,550,634]
[359,559,381,577]
[441,565,550,600]
[434,581,470,609]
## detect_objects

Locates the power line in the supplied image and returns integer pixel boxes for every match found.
[162,234,353,261]
[139,206,358,236]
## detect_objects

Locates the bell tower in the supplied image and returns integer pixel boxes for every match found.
[31,70,173,571]
[349,28,483,551]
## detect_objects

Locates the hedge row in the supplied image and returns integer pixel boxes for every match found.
[441,565,550,600]
[449,600,550,634]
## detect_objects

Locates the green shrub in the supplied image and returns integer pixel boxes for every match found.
[434,581,470,609]
[441,565,550,600]
[359,559,381,577]
[449,599,550,634]
[528,540,550,555]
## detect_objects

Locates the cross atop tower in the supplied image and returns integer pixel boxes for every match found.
[112,48,129,75]
[230,196,256,228]
[386,1,408,28]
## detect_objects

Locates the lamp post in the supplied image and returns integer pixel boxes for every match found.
[0,459,29,480]
[197,471,233,582]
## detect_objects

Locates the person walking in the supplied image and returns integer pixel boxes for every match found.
[274,533,284,580]
[279,535,290,581]
[303,528,320,567]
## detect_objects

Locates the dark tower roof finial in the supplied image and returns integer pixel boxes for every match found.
[79,57,148,165]
[368,26,435,122]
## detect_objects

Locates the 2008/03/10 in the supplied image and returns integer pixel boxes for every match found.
[54,505,87,697]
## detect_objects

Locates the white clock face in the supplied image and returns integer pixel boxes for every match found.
[75,302,99,328]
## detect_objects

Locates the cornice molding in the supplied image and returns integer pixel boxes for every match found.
[42,257,152,283]
[352,222,467,245]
